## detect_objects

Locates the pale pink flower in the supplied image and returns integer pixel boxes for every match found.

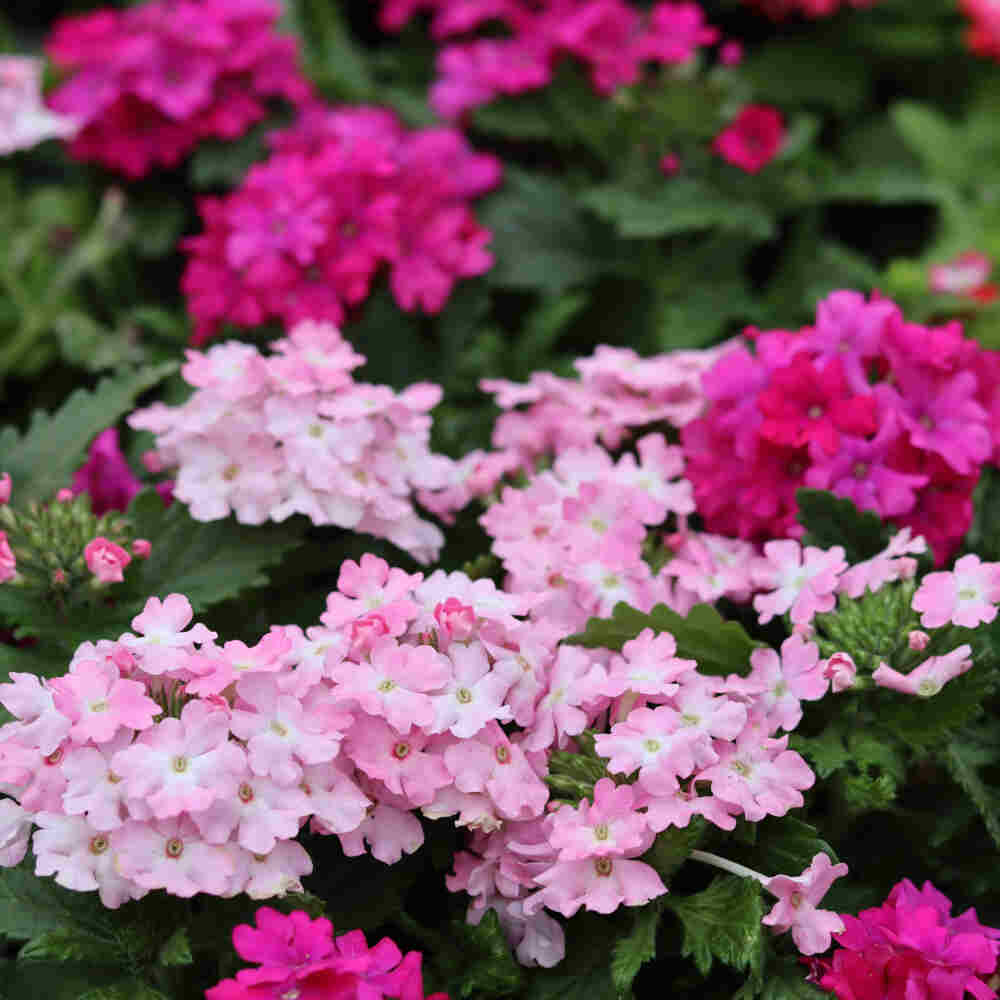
[736,635,827,733]
[908,630,930,651]
[300,760,371,836]
[61,731,138,830]
[762,851,849,955]
[431,643,513,738]
[526,856,667,917]
[242,839,313,899]
[185,630,291,696]
[912,554,1000,629]
[700,731,814,821]
[321,554,421,631]
[32,813,143,908]
[131,539,152,559]
[0,673,71,754]
[872,644,973,697]
[670,674,748,744]
[49,658,160,744]
[114,815,235,897]
[600,628,697,698]
[111,700,245,818]
[120,594,217,675]
[754,540,848,625]
[0,56,79,156]
[929,251,993,295]
[339,801,425,863]
[83,537,131,583]
[837,528,926,599]
[522,646,608,752]
[0,798,31,866]
[548,779,652,861]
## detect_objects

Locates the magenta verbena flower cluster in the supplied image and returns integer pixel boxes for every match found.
[45,0,310,178]
[129,321,459,563]
[377,0,720,121]
[182,105,501,343]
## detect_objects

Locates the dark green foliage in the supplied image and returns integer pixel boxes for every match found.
[796,489,891,564]
[566,601,760,677]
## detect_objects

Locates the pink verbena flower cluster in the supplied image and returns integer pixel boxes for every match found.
[129,322,458,563]
[45,0,310,178]
[813,879,1000,1000]
[681,290,1000,561]
[450,625,824,962]
[741,0,879,18]
[0,56,78,157]
[475,436,696,632]
[182,105,500,343]
[377,0,719,121]
[207,907,447,1000]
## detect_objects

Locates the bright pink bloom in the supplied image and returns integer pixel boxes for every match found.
[713,105,785,173]
[763,852,849,955]
[872,644,974,697]
[660,153,680,175]
[0,472,9,504]
[72,428,143,515]
[719,40,743,64]
[83,537,131,583]
[0,531,14,583]
[912,554,1000,629]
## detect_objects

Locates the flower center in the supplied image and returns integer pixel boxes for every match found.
[593,823,610,841]
[455,687,473,704]
[920,414,934,429]
[377,679,396,693]
[790,891,804,908]
[269,721,289,738]
[308,423,324,439]
[590,518,608,535]
[393,741,411,760]
[45,748,63,766]
[852,462,869,479]
[164,837,184,859]
[680,713,700,727]
[594,858,614,877]
[222,464,240,482]
[730,759,752,777]
[89,835,109,855]
[89,699,109,713]
[918,679,941,697]
[807,405,823,420]
[494,745,510,764]
[238,782,255,803]
[958,586,977,600]
[644,738,661,752]
[171,756,188,773]
[773,680,788,697]
[602,573,621,589]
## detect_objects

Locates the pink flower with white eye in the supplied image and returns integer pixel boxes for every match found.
[908,630,930,651]
[872,644,973,697]
[0,672,71,754]
[700,730,814,822]
[912,554,1000,629]
[114,815,235,897]
[345,716,451,807]
[32,813,143,909]
[347,613,392,659]
[0,799,31,866]
[525,855,667,918]
[119,594,217,675]
[83,537,131,583]
[321,553,421,630]
[521,646,609,752]
[444,722,549,821]
[0,531,15,582]
[184,630,291,697]
[431,642,513,738]
[111,700,245,819]
[192,772,309,855]
[327,637,450,734]
[822,652,857,693]
[412,569,535,632]
[600,628,697,699]
[762,852,849,955]
[61,731,138,831]
[735,635,827,733]
[49,659,160,744]
[548,779,652,861]
[16,744,68,813]
[670,674,748,744]
[642,783,739,833]
[423,786,501,833]
[753,540,848,625]
[299,760,371,836]
[596,706,716,794]
[339,802,425,864]
[230,674,350,786]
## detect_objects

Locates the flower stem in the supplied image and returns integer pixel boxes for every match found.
[689,849,768,885]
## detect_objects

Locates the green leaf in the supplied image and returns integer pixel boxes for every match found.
[822,169,950,205]
[755,956,828,999]
[448,910,524,999]
[610,900,664,994]
[19,928,119,964]
[157,927,193,967]
[282,0,373,100]
[890,102,968,185]
[566,602,759,677]
[666,875,763,981]
[0,961,121,1000]
[581,181,775,241]
[944,731,1000,849]
[79,982,169,1000]
[478,170,619,294]
[742,817,838,877]
[0,863,112,942]
[795,488,890,564]
[642,818,707,881]
[0,363,175,504]
[790,727,852,779]
[124,490,306,617]
[188,125,268,189]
